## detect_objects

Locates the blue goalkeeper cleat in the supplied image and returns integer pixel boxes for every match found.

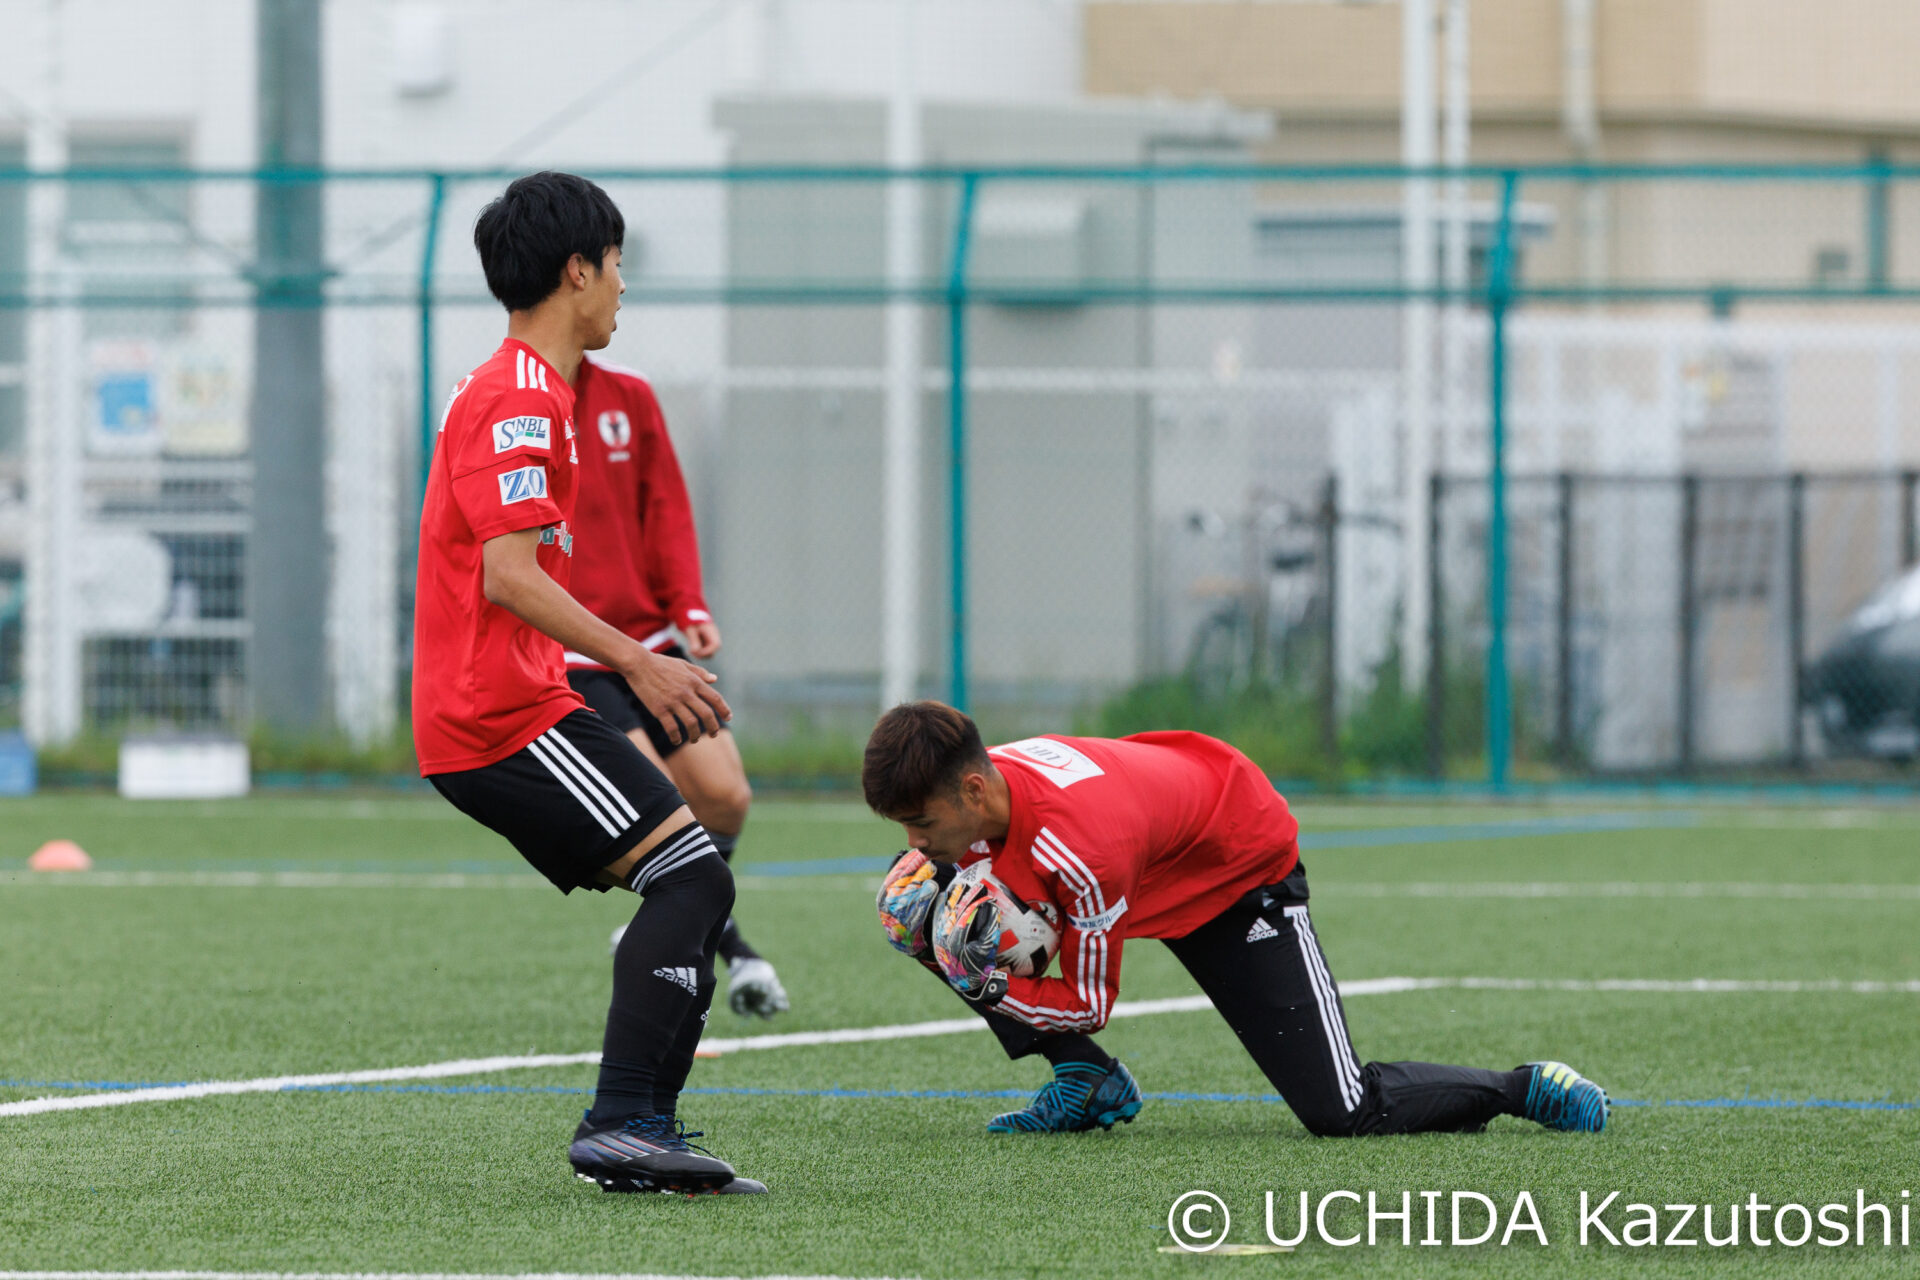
[1520,1061,1609,1133]
[569,1111,738,1193]
[988,1059,1144,1134]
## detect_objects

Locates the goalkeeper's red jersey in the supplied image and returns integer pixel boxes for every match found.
[975,732,1299,1033]
[563,356,712,669]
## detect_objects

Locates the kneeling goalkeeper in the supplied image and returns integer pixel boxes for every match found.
[867,701,1609,1139]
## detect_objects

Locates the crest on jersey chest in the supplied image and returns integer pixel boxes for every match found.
[598,409,632,461]
[564,415,578,463]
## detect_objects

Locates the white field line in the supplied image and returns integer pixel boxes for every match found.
[0,996,1210,1119]
[0,870,548,890]
[1336,881,1920,900]
[0,871,873,891]
[0,1273,917,1280]
[8,980,1918,1121]
[11,871,1920,899]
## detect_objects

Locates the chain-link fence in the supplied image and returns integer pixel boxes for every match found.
[3,164,1920,785]
[1433,471,1920,779]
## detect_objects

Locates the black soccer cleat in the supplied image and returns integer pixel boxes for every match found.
[568,1111,736,1193]
[712,1175,769,1194]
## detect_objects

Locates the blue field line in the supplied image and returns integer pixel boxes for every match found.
[7,1076,1920,1112]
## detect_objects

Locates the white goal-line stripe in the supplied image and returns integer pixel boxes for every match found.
[6,978,1916,1120]
[0,1273,918,1280]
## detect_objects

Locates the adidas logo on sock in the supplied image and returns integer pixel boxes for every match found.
[1245,917,1279,943]
[653,966,699,994]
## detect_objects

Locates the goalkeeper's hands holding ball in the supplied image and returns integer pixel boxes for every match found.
[877,849,945,960]
[877,849,1009,1008]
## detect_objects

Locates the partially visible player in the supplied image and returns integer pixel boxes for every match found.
[566,355,787,1019]
[414,171,763,1194]
[868,702,1611,1140]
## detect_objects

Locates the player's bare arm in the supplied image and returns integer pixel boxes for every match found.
[480,528,729,742]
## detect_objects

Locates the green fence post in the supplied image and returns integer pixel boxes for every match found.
[418,173,448,499]
[1486,171,1520,789]
[1426,471,1446,779]
[948,174,979,711]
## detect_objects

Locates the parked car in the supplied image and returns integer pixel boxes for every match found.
[1806,563,1920,760]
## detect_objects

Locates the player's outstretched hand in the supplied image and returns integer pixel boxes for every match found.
[623,650,731,744]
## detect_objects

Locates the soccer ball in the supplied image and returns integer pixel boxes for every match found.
[932,861,1061,994]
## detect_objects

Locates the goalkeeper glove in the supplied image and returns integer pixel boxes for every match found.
[958,968,1008,1009]
[876,849,945,959]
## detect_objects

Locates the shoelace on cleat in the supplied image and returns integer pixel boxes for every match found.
[1027,1073,1097,1119]
[618,1114,698,1153]
[669,1118,714,1156]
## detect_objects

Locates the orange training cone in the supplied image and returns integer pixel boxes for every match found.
[28,840,92,872]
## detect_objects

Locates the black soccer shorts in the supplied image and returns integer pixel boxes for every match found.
[428,708,686,893]
[567,646,729,760]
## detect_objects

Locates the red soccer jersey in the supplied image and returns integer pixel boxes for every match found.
[564,356,712,668]
[973,732,1300,1033]
[412,339,585,774]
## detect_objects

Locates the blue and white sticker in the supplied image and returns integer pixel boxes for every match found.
[492,415,551,453]
[498,465,548,505]
[1070,896,1128,934]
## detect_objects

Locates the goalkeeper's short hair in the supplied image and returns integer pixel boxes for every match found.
[863,700,991,817]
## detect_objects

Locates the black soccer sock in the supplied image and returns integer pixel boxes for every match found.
[588,823,733,1125]
[1039,1035,1114,1073]
[652,910,731,1117]
[717,915,761,965]
[707,832,763,964]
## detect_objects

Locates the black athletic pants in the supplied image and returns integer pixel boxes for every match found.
[955,861,1523,1136]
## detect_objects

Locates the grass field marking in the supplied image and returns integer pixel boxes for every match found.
[0,997,1212,1120]
[0,870,879,890]
[0,1053,600,1119]
[14,871,1920,898]
[0,870,549,890]
[1334,881,1920,900]
[0,1273,923,1280]
[8,978,1917,1120]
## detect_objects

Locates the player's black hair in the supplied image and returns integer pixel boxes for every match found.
[473,171,625,312]
[863,701,992,816]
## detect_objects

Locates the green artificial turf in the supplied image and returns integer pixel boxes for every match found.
[4,795,1920,1277]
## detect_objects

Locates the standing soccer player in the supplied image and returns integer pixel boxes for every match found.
[566,355,787,1018]
[413,171,764,1194]
[868,702,1610,1140]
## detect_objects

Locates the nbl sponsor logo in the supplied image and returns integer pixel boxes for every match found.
[498,465,548,505]
[492,415,551,453]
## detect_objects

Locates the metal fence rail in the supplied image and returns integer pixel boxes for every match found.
[3,164,1920,784]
